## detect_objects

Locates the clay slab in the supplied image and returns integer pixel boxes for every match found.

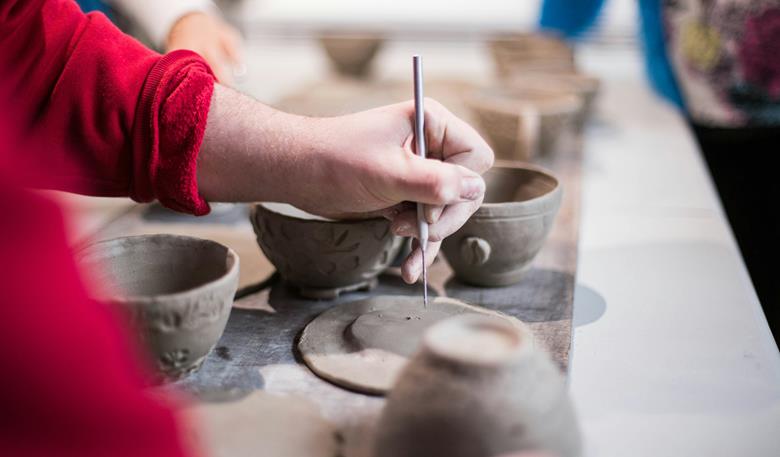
[298,295,528,394]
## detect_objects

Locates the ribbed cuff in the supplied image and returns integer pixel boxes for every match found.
[132,49,215,215]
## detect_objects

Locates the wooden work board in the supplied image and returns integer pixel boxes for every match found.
[88,77,583,457]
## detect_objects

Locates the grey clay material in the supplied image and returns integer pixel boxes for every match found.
[250,203,403,299]
[298,295,526,394]
[441,163,562,286]
[77,234,239,382]
[319,35,383,78]
[375,314,582,457]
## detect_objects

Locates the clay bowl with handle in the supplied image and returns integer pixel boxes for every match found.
[441,163,561,287]
[466,86,583,161]
[77,234,239,382]
[250,203,403,299]
[319,33,384,78]
[374,313,582,457]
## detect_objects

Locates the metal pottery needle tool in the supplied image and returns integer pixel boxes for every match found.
[413,55,429,308]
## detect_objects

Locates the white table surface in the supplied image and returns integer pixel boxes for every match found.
[570,46,780,457]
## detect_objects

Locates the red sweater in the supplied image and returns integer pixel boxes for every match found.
[0,0,216,456]
[1,0,214,215]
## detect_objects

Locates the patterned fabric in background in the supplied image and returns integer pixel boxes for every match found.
[665,0,780,126]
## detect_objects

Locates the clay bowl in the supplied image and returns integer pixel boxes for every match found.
[504,72,600,122]
[489,33,576,79]
[466,86,583,160]
[374,314,581,457]
[250,203,403,299]
[77,235,239,382]
[441,163,561,287]
[319,33,384,78]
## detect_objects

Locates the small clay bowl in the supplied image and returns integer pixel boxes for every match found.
[319,33,384,78]
[489,33,576,78]
[466,86,583,160]
[503,72,600,122]
[374,314,581,457]
[250,203,403,299]
[77,235,239,382]
[441,164,561,287]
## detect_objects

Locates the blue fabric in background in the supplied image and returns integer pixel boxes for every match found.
[75,0,110,14]
[539,0,685,110]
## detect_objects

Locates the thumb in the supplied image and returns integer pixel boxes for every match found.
[390,156,485,206]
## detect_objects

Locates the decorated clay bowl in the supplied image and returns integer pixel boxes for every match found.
[250,203,403,299]
[319,33,384,78]
[441,164,561,287]
[77,234,239,382]
[466,86,583,160]
[503,72,600,122]
[489,33,576,78]
[375,314,581,457]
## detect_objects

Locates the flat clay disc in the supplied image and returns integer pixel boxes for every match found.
[298,295,526,394]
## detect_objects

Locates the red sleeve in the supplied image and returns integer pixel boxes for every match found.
[0,0,214,215]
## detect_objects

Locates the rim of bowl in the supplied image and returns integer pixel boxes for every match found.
[252,203,389,227]
[476,161,562,216]
[423,313,532,366]
[76,234,239,304]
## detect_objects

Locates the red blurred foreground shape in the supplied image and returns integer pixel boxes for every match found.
[0,0,218,455]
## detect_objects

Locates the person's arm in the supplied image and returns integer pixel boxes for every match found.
[0,0,216,215]
[1,0,492,279]
[197,85,493,282]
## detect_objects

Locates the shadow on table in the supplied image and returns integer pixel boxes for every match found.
[444,268,575,323]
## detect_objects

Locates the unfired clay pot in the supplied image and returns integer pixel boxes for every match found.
[467,86,583,160]
[504,72,601,122]
[250,203,403,299]
[374,314,581,457]
[319,34,384,78]
[489,33,576,78]
[77,235,239,382]
[441,164,561,286]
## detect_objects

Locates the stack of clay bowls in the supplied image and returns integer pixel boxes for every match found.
[441,163,561,287]
[319,33,384,78]
[77,234,239,382]
[250,203,403,299]
[375,314,581,457]
[466,86,583,161]
[489,33,576,78]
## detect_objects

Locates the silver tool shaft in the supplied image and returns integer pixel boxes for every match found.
[413,55,429,308]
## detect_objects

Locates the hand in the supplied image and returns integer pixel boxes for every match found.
[198,87,494,283]
[297,100,493,283]
[166,12,243,85]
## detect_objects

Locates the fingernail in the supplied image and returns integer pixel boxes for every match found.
[394,222,413,236]
[460,176,485,201]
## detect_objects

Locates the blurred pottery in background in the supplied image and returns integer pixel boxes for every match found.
[504,72,601,122]
[250,203,402,299]
[467,86,583,160]
[77,235,239,382]
[489,33,575,78]
[374,314,581,457]
[319,33,384,78]
[441,164,561,286]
